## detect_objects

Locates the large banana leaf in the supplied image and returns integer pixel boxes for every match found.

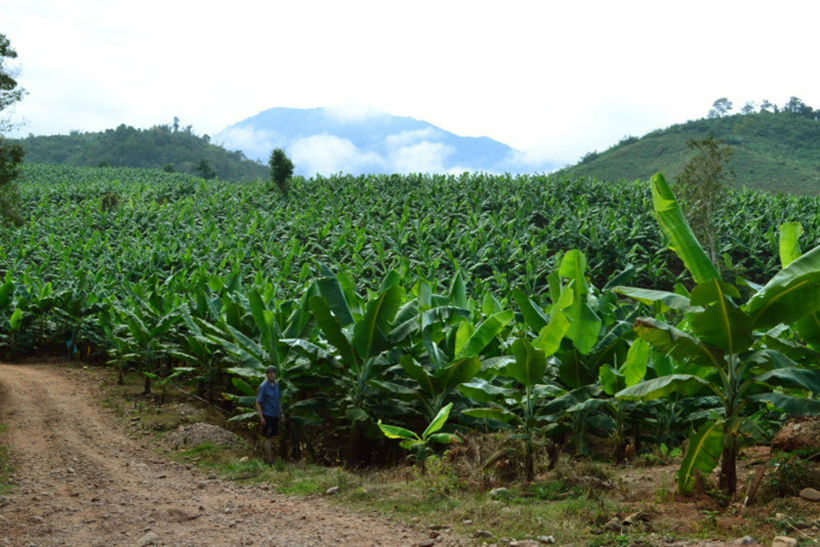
[634,317,723,369]
[457,378,515,403]
[689,278,741,305]
[748,393,820,415]
[400,355,436,396]
[689,299,753,355]
[462,407,517,423]
[534,311,570,355]
[454,310,513,359]
[378,422,418,441]
[746,244,820,330]
[650,173,720,284]
[622,338,649,387]
[449,272,467,308]
[0,276,13,308]
[316,276,354,327]
[564,297,601,355]
[795,312,820,348]
[599,365,622,396]
[8,308,23,330]
[614,286,698,313]
[753,368,820,393]
[778,222,803,268]
[282,285,316,339]
[352,284,403,359]
[560,250,602,354]
[309,295,357,367]
[226,324,274,367]
[512,288,548,332]
[677,419,723,493]
[422,402,454,438]
[558,350,595,389]
[434,357,482,391]
[248,289,279,349]
[541,385,600,418]
[615,374,712,401]
[505,338,547,387]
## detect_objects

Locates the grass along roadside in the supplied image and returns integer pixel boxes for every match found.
[168,444,631,544]
[72,362,820,545]
[0,424,13,495]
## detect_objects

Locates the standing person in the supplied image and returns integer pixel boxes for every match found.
[256,366,284,464]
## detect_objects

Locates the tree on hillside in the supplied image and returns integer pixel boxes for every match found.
[740,101,756,115]
[782,96,814,118]
[759,99,773,113]
[707,97,733,118]
[676,136,734,271]
[0,32,25,226]
[195,158,216,180]
[269,148,294,196]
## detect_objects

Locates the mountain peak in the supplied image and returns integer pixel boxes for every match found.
[215,106,554,175]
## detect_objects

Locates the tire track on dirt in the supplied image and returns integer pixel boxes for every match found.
[0,363,456,546]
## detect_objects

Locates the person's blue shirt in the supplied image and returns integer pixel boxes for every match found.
[256,379,281,417]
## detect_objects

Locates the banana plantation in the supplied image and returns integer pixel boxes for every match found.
[2,164,820,495]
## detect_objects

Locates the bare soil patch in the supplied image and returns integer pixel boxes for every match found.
[0,363,460,546]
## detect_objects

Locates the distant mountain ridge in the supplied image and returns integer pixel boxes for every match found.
[216,106,556,176]
[555,108,820,195]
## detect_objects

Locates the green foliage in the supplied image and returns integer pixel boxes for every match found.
[617,174,820,495]
[0,138,24,226]
[269,148,294,195]
[2,164,820,474]
[0,33,24,121]
[14,123,266,181]
[0,33,25,226]
[559,104,820,195]
[378,402,459,463]
[194,158,215,180]
[676,136,734,268]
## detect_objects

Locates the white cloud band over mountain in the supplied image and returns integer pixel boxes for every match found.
[216,107,556,176]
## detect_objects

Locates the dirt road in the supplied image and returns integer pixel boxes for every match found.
[0,364,454,546]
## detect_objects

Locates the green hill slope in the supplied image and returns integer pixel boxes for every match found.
[558,111,820,195]
[13,124,268,181]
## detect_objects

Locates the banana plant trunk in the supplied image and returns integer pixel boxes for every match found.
[525,438,535,482]
[347,420,362,467]
[719,425,738,494]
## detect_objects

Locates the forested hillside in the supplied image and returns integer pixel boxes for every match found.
[13,123,268,181]
[559,98,820,195]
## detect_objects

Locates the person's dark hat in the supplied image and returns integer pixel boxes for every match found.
[265,366,277,373]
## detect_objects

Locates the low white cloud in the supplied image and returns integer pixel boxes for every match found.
[215,126,287,162]
[388,141,454,173]
[384,128,438,149]
[290,134,383,175]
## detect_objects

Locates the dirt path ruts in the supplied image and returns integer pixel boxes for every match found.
[0,363,450,546]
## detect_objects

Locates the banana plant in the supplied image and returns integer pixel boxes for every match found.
[616,174,820,495]
[305,270,416,464]
[0,273,26,359]
[188,278,324,459]
[108,279,184,394]
[597,337,651,462]
[52,273,106,359]
[378,402,460,467]
[461,338,560,481]
[142,366,194,404]
[395,274,512,421]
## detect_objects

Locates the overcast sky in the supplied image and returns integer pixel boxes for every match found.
[4,0,820,166]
